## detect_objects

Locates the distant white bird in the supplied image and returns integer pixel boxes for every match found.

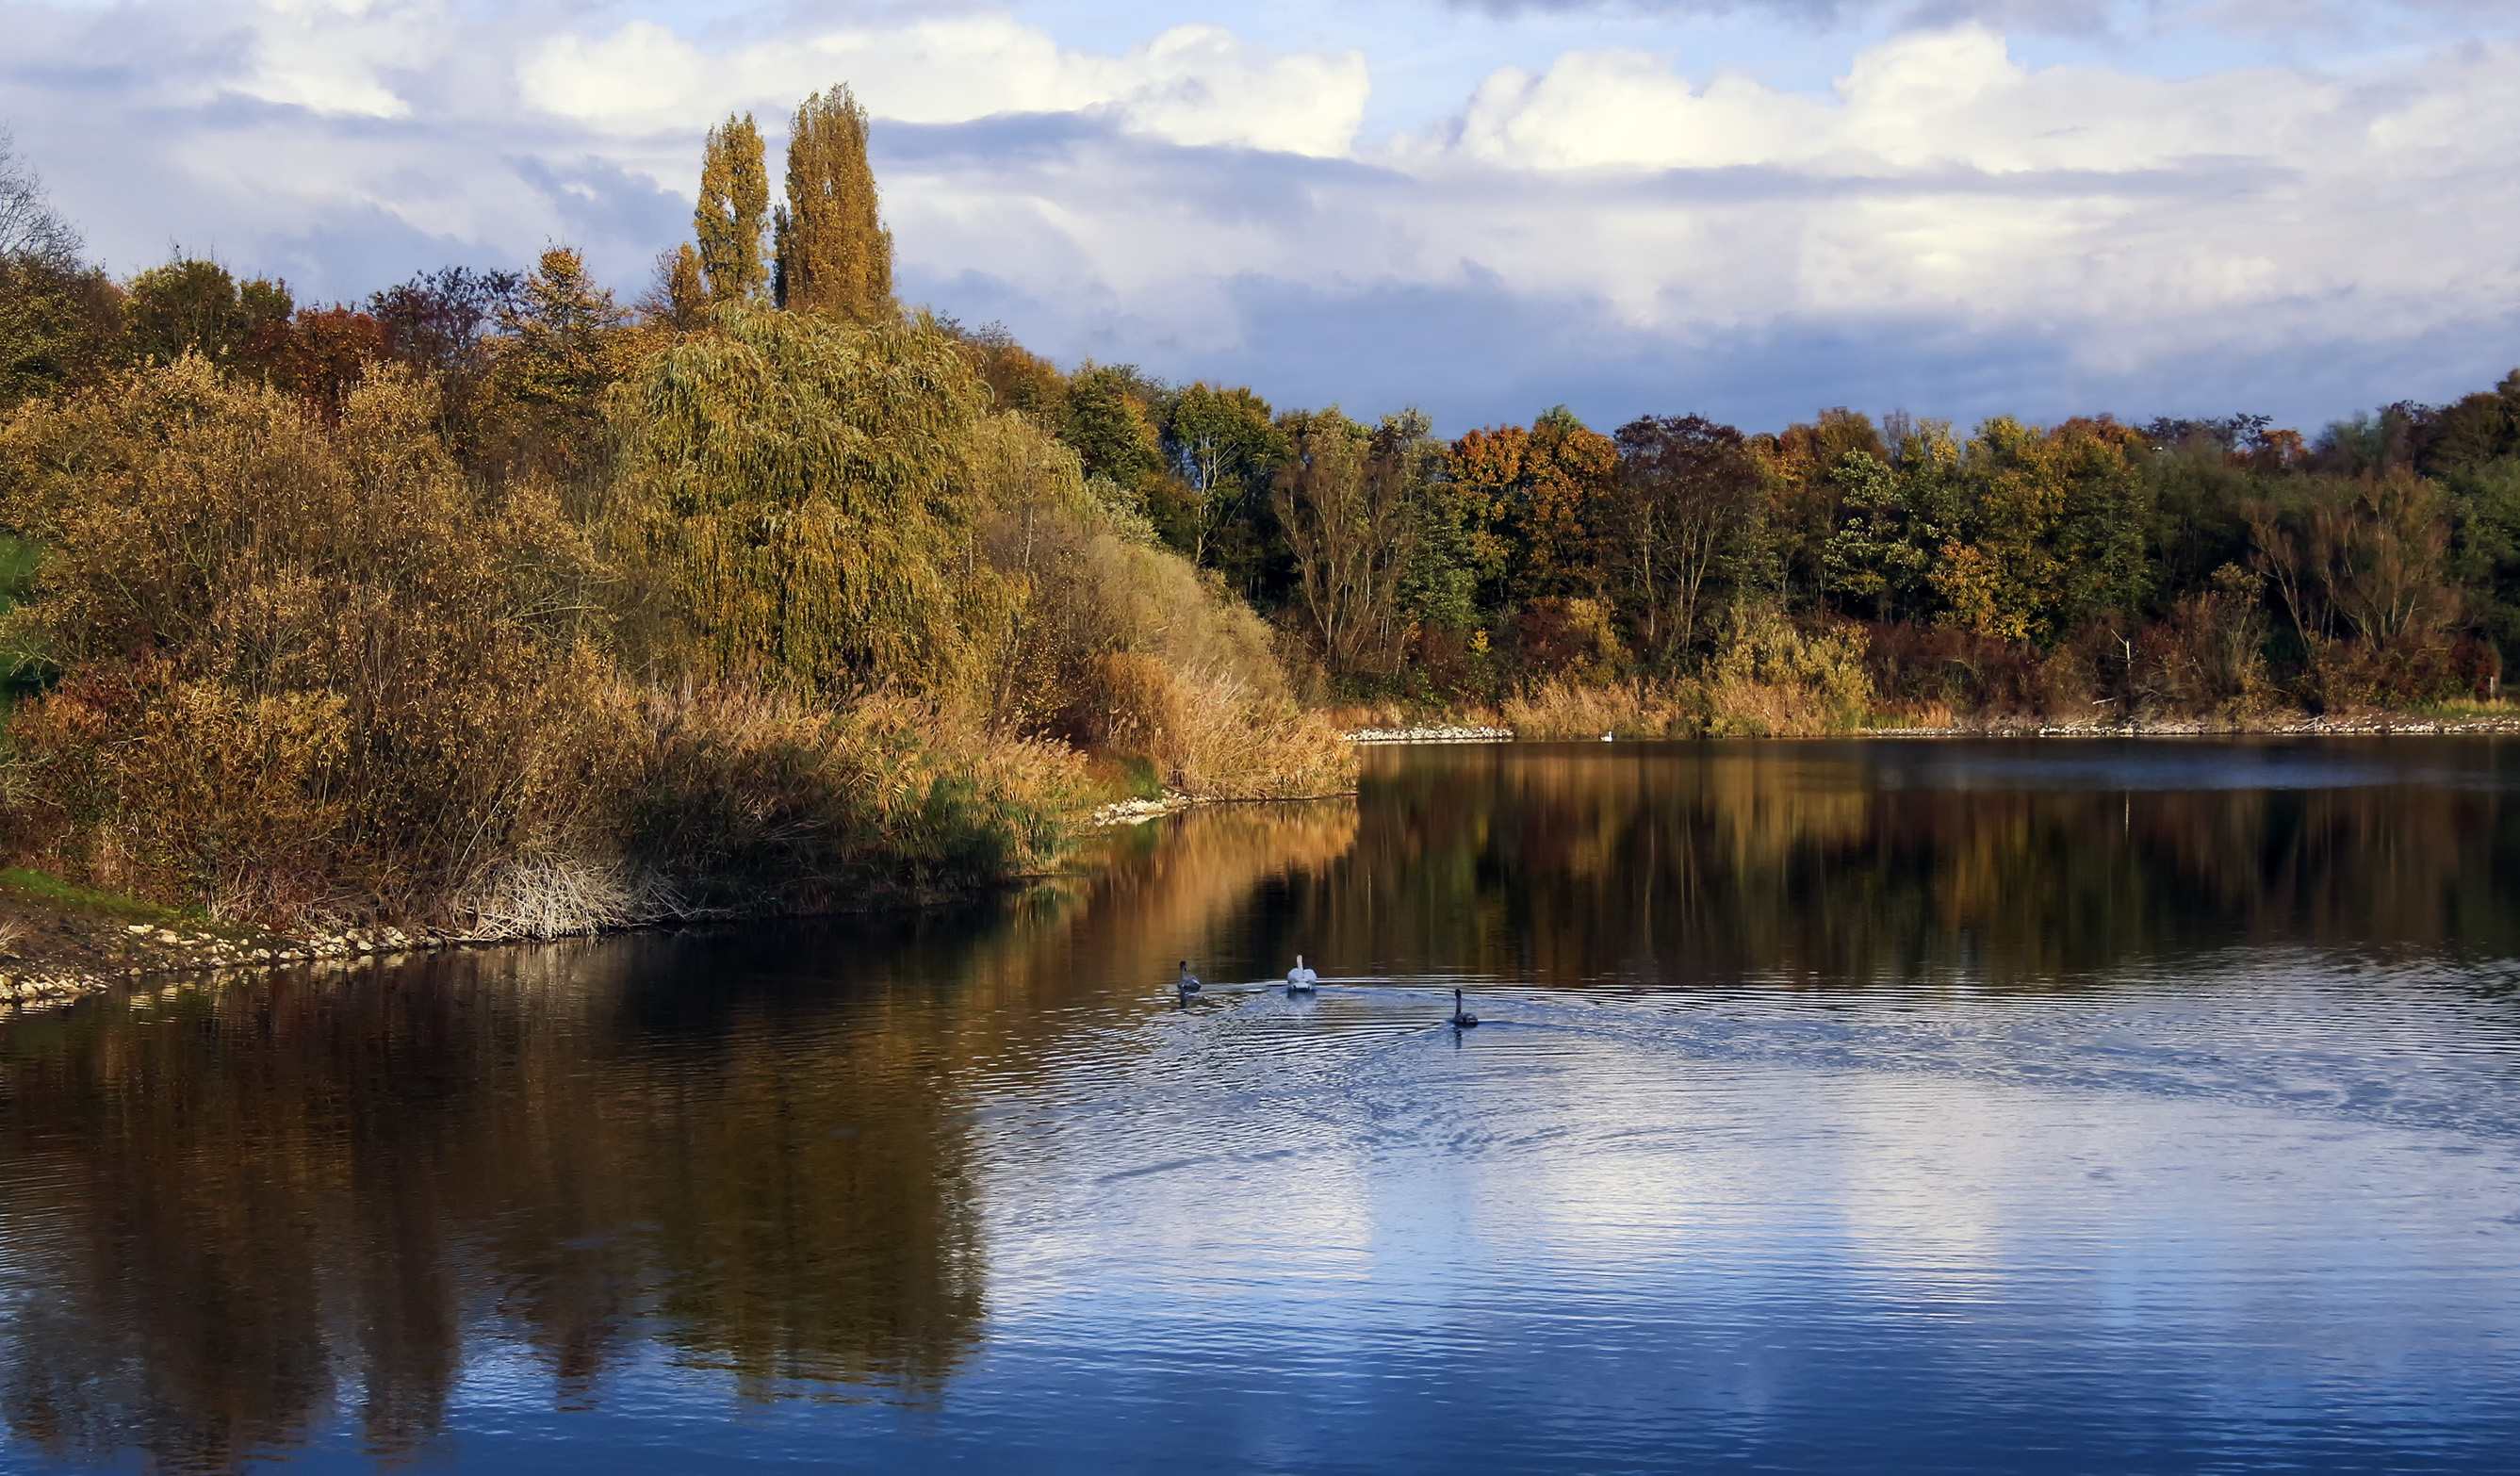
[1600,731,1614,742]
[1176,960,1202,995]
[1286,954,1318,994]
[1451,988,1480,1028]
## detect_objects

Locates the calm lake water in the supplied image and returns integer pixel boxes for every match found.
[5,739,2520,1473]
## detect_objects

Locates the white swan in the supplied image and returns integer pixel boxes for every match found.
[1286,954,1318,994]
[1451,988,1480,1028]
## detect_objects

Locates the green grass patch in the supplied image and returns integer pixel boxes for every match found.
[1081,750,1164,802]
[0,534,39,602]
[2402,698,2514,722]
[0,867,197,925]
[0,534,45,711]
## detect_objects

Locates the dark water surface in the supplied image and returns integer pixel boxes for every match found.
[6,738,2520,1473]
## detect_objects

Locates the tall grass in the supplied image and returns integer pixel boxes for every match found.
[1504,609,1874,739]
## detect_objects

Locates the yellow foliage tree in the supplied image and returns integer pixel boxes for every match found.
[695,113,769,303]
[774,86,893,322]
[611,303,1004,698]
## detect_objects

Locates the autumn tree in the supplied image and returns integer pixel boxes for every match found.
[123,258,292,368]
[1273,409,1424,679]
[480,247,629,482]
[2248,472,2460,648]
[641,244,710,332]
[1443,409,1619,611]
[260,305,386,423]
[611,303,1005,697]
[1512,407,1619,601]
[0,128,77,266]
[368,266,522,379]
[2418,385,2519,480]
[1931,417,2151,644]
[1609,414,1761,658]
[695,113,769,303]
[364,265,524,460]
[0,133,121,408]
[1750,408,1888,606]
[954,323,1067,418]
[1437,427,1523,610]
[775,85,892,322]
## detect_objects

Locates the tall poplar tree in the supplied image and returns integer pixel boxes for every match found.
[695,113,768,303]
[774,85,893,322]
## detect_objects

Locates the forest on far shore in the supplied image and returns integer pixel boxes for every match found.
[1,95,2515,929]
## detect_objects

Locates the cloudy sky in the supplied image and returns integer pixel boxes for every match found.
[2,0,2514,434]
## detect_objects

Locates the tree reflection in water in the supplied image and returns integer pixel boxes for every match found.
[1334,739,2520,989]
[0,801,1357,1469]
[3,739,2516,1469]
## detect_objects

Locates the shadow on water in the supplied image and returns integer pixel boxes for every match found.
[0,737,2515,1471]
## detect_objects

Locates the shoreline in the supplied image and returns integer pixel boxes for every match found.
[1345,713,2520,743]
[2,788,1352,1014]
[10,715,2512,1013]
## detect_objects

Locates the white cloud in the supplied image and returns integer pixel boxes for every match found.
[1384,27,2520,346]
[518,16,1367,159]
[232,0,440,118]
[1,0,2514,429]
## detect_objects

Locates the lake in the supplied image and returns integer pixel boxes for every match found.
[5,738,2519,1473]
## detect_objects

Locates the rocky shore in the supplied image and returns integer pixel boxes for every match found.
[1085,792,1198,827]
[1343,713,2520,743]
[1862,713,2520,738]
[0,886,492,1010]
[1344,725,1516,744]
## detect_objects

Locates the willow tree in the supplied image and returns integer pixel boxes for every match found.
[695,113,769,303]
[774,85,892,322]
[613,304,1004,697]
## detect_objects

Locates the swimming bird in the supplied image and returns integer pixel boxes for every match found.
[1451,988,1480,1028]
[1286,954,1318,994]
[1176,960,1202,995]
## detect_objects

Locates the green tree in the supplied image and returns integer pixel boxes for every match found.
[1060,365,1171,526]
[1934,417,2151,644]
[1163,382,1283,566]
[1748,407,1887,607]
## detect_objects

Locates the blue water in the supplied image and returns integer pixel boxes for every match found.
[5,738,2519,1472]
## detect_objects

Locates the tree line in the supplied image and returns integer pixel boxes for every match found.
[0,87,2514,926]
[957,350,2519,723]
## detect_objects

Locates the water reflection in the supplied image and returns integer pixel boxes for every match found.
[1340,739,2520,987]
[0,804,1355,1469]
[0,739,2515,1473]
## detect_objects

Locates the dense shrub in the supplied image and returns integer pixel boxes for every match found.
[0,329,1350,927]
